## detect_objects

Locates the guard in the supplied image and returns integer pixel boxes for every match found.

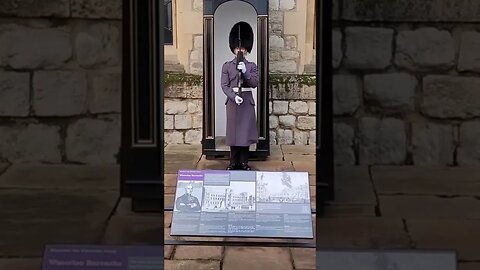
[221,21,258,171]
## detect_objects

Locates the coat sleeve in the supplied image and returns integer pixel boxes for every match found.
[243,63,258,88]
[221,62,237,102]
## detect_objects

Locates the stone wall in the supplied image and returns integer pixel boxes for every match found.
[0,1,122,164]
[1,0,480,166]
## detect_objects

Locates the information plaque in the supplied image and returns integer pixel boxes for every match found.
[170,170,314,238]
[42,245,163,270]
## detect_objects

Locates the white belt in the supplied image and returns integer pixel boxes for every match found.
[233,87,253,92]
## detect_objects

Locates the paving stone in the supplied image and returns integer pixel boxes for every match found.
[196,158,228,170]
[165,144,202,153]
[379,195,480,219]
[291,248,315,269]
[333,167,376,205]
[292,161,315,175]
[407,219,480,261]
[165,194,175,209]
[0,258,42,270]
[165,211,172,228]
[317,218,411,248]
[165,186,176,194]
[223,247,293,270]
[164,153,200,174]
[0,164,118,190]
[372,166,480,196]
[460,263,480,270]
[0,190,117,256]
[0,163,9,174]
[164,245,174,259]
[164,260,220,270]
[269,145,284,160]
[249,160,294,171]
[284,154,316,162]
[174,246,223,260]
[165,174,177,187]
[102,215,162,245]
[323,204,377,217]
[281,145,315,155]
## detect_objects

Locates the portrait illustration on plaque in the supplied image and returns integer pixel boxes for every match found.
[174,181,203,212]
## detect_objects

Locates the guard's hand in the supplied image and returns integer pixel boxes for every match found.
[237,62,246,73]
[235,95,243,105]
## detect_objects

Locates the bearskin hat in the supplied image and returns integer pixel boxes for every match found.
[229,21,254,54]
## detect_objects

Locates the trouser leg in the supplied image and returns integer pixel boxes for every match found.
[239,146,249,164]
[229,146,240,166]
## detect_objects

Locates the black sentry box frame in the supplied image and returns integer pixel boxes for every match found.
[120,0,334,248]
[202,0,270,161]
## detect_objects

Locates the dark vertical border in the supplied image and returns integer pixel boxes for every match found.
[316,0,334,243]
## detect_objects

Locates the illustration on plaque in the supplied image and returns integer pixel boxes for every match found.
[256,172,310,203]
[174,181,203,212]
[202,181,256,212]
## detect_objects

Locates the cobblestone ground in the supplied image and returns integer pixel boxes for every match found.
[0,145,479,269]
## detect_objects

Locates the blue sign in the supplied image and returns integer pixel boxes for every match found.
[42,245,163,270]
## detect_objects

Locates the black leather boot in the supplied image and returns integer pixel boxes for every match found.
[239,162,251,171]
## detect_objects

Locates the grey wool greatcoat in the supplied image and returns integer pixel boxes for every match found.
[221,57,259,147]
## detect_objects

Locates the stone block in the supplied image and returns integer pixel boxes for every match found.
[308,101,315,115]
[279,115,296,128]
[193,0,203,11]
[66,117,120,164]
[345,27,393,69]
[270,115,279,129]
[270,130,277,144]
[364,73,417,113]
[273,100,289,115]
[281,50,300,60]
[0,72,29,116]
[164,115,174,130]
[0,164,118,190]
[269,35,285,49]
[270,60,297,73]
[175,115,192,129]
[333,74,361,115]
[291,248,315,270]
[279,0,295,10]
[165,131,184,144]
[285,36,296,49]
[0,0,69,17]
[334,123,356,166]
[408,220,480,261]
[271,81,316,100]
[193,35,203,50]
[359,118,406,165]
[185,130,201,145]
[289,101,308,115]
[422,76,480,119]
[269,0,280,10]
[33,71,87,116]
[309,131,315,144]
[75,23,120,68]
[297,116,316,130]
[192,114,202,129]
[71,0,122,19]
[412,123,454,166]
[164,260,220,270]
[395,27,455,70]
[294,131,309,145]
[0,124,61,163]
[458,121,480,165]
[174,246,223,260]
[187,100,202,113]
[88,72,121,113]
[332,30,342,68]
[380,195,480,219]
[372,166,480,196]
[317,218,411,248]
[0,24,71,69]
[277,129,293,144]
[459,31,480,72]
[165,100,187,114]
[223,247,293,270]
[343,0,480,22]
